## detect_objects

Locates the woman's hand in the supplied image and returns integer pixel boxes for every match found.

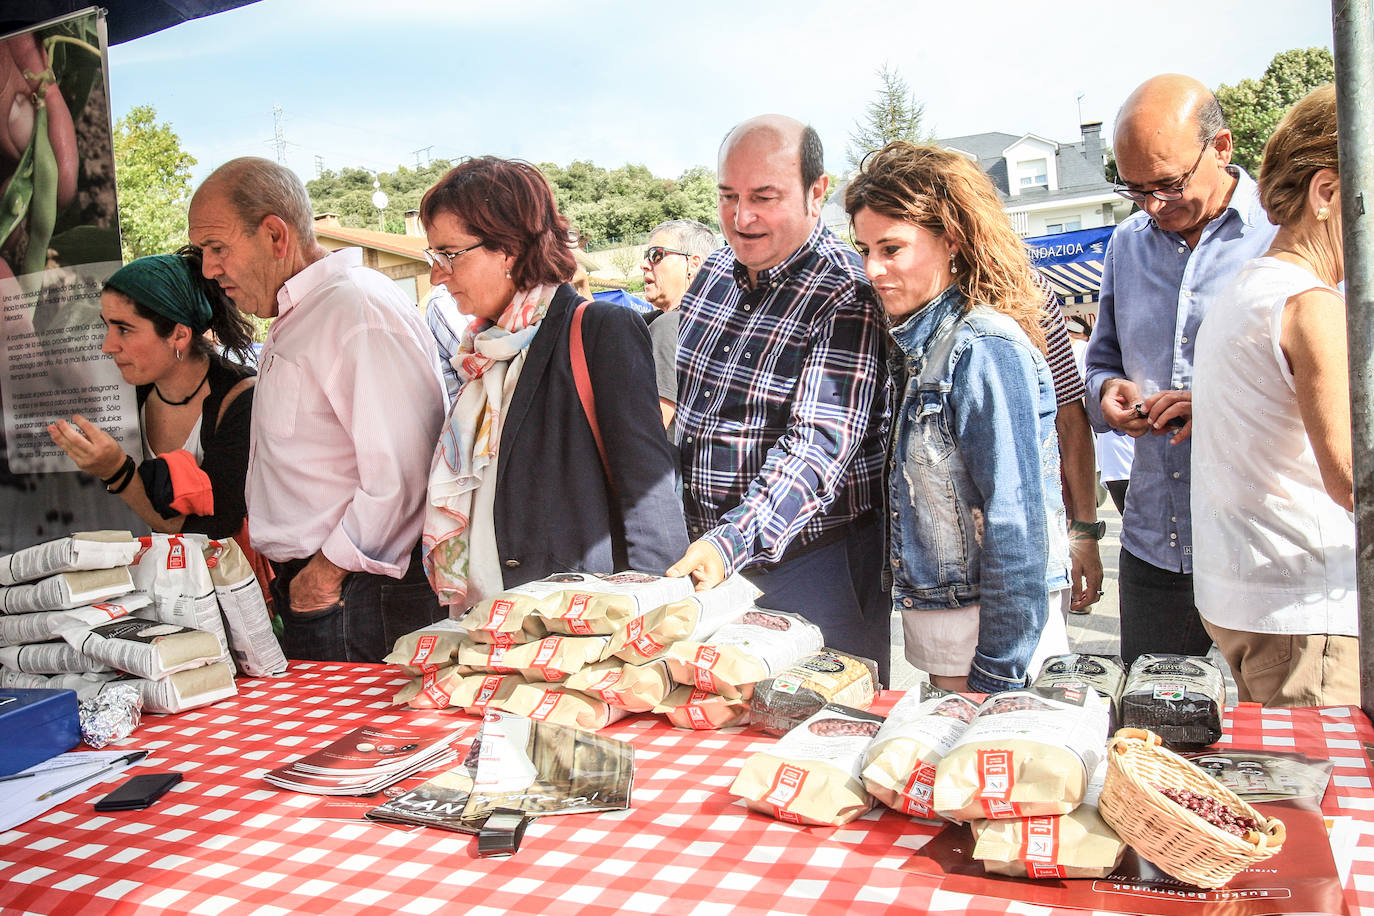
[47,415,126,478]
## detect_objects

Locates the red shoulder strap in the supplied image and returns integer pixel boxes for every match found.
[570,300,613,487]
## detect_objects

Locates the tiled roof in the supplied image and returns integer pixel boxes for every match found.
[314,223,428,261]
[937,128,1113,203]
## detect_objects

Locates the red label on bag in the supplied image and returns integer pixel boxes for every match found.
[486,599,514,630]
[978,749,1018,818]
[563,593,592,619]
[630,633,665,659]
[685,705,711,729]
[764,764,808,821]
[533,637,561,667]
[691,646,719,691]
[488,631,516,649]
[1027,862,1067,879]
[166,537,186,570]
[473,675,504,707]
[567,617,593,635]
[132,537,152,565]
[92,603,129,620]
[409,635,438,666]
[420,668,449,707]
[530,691,561,720]
[901,762,937,817]
[1020,815,1061,866]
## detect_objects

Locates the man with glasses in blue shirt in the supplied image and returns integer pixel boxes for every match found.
[1084,74,1277,665]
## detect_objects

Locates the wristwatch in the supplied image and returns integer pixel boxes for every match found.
[1069,520,1107,540]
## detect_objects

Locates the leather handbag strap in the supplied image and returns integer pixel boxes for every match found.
[570,300,615,492]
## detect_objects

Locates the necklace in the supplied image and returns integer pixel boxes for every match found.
[154,367,210,406]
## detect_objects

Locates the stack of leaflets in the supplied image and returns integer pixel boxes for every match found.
[366,711,633,833]
[264,723,465,795]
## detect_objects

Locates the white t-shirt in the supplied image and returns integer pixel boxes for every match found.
[1191,257,1355,635]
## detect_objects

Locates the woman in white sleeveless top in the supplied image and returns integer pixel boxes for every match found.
[1192,84,1354,706]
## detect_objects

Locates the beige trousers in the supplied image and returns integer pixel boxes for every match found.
[1202,619,1360,707]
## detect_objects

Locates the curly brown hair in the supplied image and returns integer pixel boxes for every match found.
[844,142,1045,351]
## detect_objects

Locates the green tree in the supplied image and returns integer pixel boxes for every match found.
[112,105,196,261]
[847,62,930,172]
[305,159,454,232]
[1217,47,1334,174]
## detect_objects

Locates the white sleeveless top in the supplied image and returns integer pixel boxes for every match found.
[140,402,205,464]
[1191,257,1355,635]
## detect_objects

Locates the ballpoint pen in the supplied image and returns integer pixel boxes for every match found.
[34,750,149,801]
[0,757,133,783]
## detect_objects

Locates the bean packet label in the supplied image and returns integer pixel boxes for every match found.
[202,538,288,677]
[564,658,674,712]
[386,619,469,675]
[863,685,979,819]
[130,534,231,664]
[730,703,883,826]
[654,684,750,729]
[0,640,113,674]
[665,609,824,700]
[0,531,139,586]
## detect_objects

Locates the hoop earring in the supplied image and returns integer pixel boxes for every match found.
[1317,206,1330,222]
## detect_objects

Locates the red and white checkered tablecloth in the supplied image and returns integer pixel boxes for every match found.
[1,662,1371,916]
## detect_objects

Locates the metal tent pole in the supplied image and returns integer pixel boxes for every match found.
[1331,0,1374,718]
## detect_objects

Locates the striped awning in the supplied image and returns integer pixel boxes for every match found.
[1024,226,1114,307]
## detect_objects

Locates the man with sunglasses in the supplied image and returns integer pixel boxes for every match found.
[1084,74,1276,665]
[640,219,717,430]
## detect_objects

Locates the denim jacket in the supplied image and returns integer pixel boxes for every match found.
[887,285,1068,693]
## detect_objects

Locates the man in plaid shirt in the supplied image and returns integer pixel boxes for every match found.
[667,115,890,681]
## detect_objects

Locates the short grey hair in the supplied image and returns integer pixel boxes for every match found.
[650,219,717,259]
[202,156,317,243]
[1194,91,1227,145]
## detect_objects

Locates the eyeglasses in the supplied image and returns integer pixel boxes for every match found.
[645,245,689,266]
[1113,137,1214,203]
[423,241,486,273]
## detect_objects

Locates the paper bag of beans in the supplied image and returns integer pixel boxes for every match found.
[970,761,1125,878]
[1120,654,1225,750]
[460,577,569,639]
[129,534,230,660]
[385,619,470,675]
[61,618,224,680]
[750,649,879,736]
[493,681,629,731]
[666,609,824,700]
[0,531,139,586]
[606,574,758,663]
[730,704,882,826]
[1032,653,1127,731]
[0,593,149,645]
[565,658,674,712]
[392,664,466,709]
[862,685,979,819]
[933,685,1110,822]
[536,571,695,636]
[0,567,135,614]
[654,685,750,729]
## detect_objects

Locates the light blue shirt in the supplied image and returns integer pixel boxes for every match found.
[1084,167,1276,573]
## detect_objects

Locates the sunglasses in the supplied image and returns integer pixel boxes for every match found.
[1113,137,1214,203]
[645,245,689,266]
[423,240,486,273]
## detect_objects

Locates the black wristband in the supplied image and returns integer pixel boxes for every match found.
[104,455,136,494]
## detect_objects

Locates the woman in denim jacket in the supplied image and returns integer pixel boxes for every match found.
[846,142,1069,694]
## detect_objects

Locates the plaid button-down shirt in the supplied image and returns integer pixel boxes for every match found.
[675,221,887,575]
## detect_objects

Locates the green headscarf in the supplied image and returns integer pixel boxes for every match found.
[105,253,214,334]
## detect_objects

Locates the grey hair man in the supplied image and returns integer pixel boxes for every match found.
[640,218,717,428]
[188,156,447,663]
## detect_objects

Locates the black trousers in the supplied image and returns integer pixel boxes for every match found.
[1118,546,1212,666]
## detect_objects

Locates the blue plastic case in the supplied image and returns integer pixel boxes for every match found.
[0,688,81,776]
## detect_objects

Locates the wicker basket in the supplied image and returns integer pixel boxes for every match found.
[1099,727,1285,889]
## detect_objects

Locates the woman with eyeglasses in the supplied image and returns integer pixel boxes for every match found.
[418,156,688,612]
[1191,85,1356,706]
[640,219,717,429]
[845,142,1070,694]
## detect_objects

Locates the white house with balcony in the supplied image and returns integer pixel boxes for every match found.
[939,122,1133,236]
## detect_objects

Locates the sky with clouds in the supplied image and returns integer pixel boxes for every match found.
[104,0,1334,185]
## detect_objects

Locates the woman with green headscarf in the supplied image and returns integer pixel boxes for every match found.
[47,247,258,539]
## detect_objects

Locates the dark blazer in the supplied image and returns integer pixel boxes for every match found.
[494,283,688,587]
